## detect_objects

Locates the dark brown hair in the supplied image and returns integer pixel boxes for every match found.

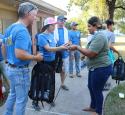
[88,16,101,27]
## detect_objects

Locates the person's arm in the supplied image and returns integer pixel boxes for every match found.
[109,43,120,55]
[109,33,120,55]
[77,46,97,58]
[69,45,98,58]
[15,49,42,61]
[43,44,68,52]
[70,34,105,58]
[38,34,69,52]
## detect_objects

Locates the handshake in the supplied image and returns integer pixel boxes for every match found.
[61,43,79,51]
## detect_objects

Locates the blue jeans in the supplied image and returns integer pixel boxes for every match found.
[88,65,112,114]
[4,66,30,115]
[69,51,81,74]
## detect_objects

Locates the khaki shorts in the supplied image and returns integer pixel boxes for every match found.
[62,57,69,75]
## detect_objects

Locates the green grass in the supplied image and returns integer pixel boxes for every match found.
[104,83,125,115]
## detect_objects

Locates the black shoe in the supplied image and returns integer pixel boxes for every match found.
[50,102,55,107]
[76,73,82,77]
[32,101,41,111]
[103,83,111,91]
[69,74,74,78]
[61,85,69,91]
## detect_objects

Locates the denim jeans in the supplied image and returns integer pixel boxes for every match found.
[4,66,30,115]
[69,51,81,74]
[88,65,112,114]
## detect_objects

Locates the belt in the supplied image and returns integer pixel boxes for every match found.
[8,63,29,68]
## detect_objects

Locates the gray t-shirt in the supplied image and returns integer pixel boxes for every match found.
[86,31,111,69]
[103,30,115,44]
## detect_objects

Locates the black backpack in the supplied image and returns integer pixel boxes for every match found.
[55,51,63,73]
[112,56,125,84]
[28,62,55,103]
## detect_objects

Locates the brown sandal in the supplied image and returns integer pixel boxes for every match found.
[82,107,96,112]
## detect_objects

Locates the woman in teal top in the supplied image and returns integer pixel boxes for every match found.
[70,17,112,115]
[32,17,68,110]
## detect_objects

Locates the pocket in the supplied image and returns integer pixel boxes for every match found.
[15,69,30,86]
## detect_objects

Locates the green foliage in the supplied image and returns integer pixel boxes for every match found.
[68,0,108,35]
[69,0,108,20]
[66,17,88,35]
[117,21,125,34]
[68,0,125,34]
[65,22,71,30]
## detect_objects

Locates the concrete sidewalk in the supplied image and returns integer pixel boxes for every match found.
[0,67,116,115]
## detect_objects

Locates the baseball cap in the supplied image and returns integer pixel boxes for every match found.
[70,22,78,27]
[57,15,67,22]
[43,17,57,26]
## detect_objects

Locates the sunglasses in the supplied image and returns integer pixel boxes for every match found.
[59,19,66,22]
[27,6,36,14]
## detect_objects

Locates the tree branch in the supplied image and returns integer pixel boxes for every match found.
[115,6,125,10]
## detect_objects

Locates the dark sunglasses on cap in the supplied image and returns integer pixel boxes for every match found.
[58,19,66,22]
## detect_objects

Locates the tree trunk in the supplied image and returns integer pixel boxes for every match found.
[108,6,115,20]
[106,0,116,20]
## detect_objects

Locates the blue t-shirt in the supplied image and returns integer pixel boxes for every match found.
[57,28,69,59]
[38,33,56,62]
[3,23,32,66]
[0,33,4,61]
[103,30,115,43]
[69,30,81,45]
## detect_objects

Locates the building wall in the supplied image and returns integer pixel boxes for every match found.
[0,3,17,33]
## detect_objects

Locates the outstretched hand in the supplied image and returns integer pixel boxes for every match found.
[68,45,78,51]
[61,42,71,50]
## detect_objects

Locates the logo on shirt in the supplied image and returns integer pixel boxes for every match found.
[6,35,13,46]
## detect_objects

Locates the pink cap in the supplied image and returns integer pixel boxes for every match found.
[44,17,57,26]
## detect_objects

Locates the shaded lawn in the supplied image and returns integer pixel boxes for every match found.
[104,83,125,115]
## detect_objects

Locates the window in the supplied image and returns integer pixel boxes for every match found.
[0,19,14,34]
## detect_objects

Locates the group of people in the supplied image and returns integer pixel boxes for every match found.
[0,1,119,115]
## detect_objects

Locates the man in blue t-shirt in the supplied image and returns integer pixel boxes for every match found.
[69,22,82,77]
[54,15,70,91]
[2,2,42,115]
